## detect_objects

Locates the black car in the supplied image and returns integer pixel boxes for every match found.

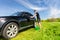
[0,12,35,39]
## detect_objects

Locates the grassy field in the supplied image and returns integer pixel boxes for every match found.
[0,22,60,40]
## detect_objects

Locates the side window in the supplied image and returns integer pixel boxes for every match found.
[18,12,25,17]
[19,13,27,18]
[24,13,33,19]
[21,13,29,18]
[29,13,33,16]
[24,13,28,17]
[17,13,22,16]
[20,12,33,18]
[27,13,33,17]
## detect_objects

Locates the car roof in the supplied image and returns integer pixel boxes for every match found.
[11,11,33,16]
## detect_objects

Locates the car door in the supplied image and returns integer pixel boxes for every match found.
[18,13,28,27]
[24,13,34,26]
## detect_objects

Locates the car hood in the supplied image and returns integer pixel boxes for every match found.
[0,16,17,18]
[0,16,16,18]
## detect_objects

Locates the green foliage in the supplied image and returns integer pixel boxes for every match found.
[0,22,60,40]
[41,18,60,22]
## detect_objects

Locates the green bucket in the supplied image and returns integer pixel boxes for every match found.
[35,25,40,30]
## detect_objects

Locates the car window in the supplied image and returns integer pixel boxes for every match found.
[24,12,33,16]
[11,12,22,16]
[26,12,33,16]
[11,12,33,17]
[22,12,33,19]
[19,12,29,17]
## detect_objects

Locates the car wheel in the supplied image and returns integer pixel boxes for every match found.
[2,22,18,39]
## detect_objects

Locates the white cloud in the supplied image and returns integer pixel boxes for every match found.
[49,7,60,18]
[15,0,60,18]
[44,0,60,18]
[15,0,47,11]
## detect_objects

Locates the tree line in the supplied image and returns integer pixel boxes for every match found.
[41,18,60,22]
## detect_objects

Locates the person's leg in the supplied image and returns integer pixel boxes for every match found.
[38,22,42,28]
[38,19,42,29]
[35,22,38,26]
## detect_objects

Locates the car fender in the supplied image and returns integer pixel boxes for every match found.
[0,19,20,34]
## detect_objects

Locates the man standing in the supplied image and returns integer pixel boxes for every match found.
[31,10,41,29]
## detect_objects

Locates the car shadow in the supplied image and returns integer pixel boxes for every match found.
[0,36,10,40]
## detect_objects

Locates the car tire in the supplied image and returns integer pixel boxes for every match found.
[2,22,18,39]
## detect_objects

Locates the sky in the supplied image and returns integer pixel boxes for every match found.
[0,0,60,20]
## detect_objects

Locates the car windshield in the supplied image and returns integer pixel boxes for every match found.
[11,12,22,16]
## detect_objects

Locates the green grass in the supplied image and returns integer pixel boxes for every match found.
[0,22,60,40]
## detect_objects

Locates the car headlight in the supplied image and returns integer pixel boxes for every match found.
[0,18,5,22]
